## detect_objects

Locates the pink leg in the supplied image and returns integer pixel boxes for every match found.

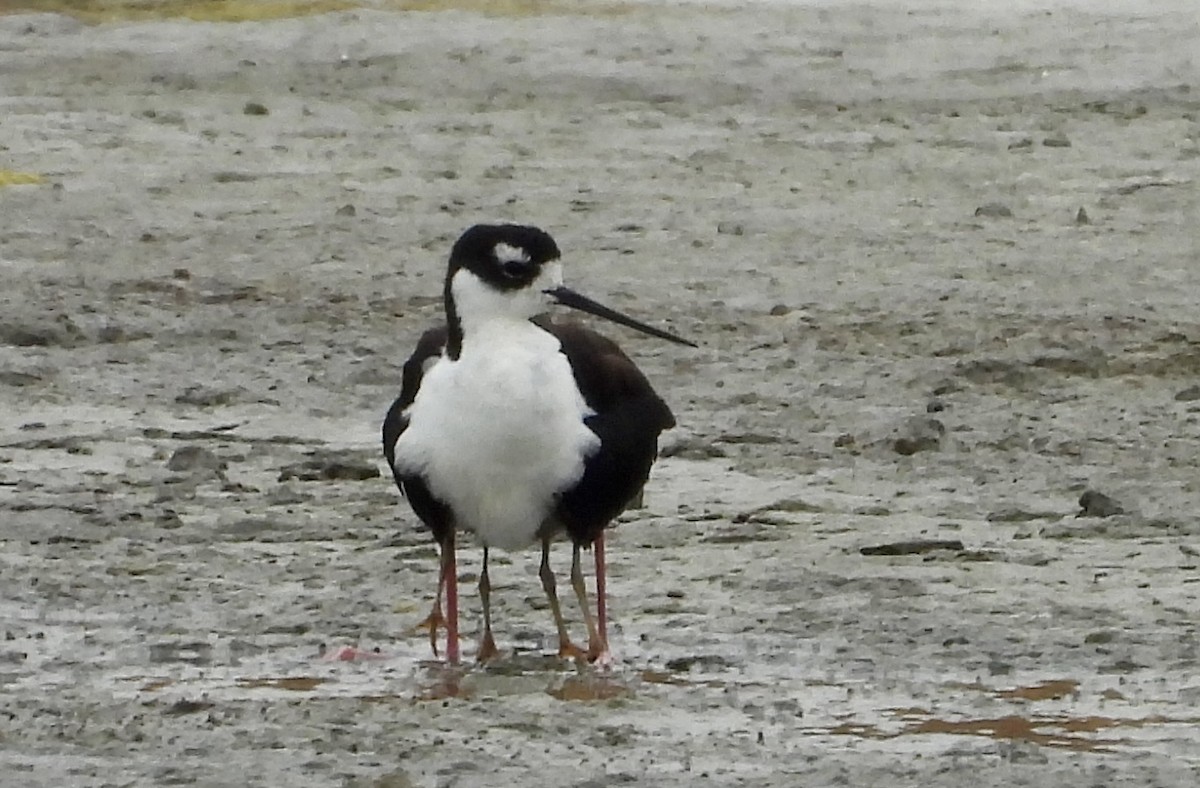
[595,534,607,635]
[593,532,610,663]
[444,532,459,665]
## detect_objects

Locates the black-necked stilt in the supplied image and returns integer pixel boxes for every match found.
[382,223,693,664]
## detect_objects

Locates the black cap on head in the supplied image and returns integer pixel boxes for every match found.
[448,224,561,292]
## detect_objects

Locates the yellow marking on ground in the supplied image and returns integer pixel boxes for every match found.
[0,170,45,186]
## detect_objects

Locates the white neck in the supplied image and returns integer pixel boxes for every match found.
[449,262,563,340]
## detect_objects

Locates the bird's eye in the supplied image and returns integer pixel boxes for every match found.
[502,260,531,278]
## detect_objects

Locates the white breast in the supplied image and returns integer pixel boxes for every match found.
[392,320,599,550]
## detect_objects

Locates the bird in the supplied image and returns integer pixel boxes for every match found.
[382,223,694,665]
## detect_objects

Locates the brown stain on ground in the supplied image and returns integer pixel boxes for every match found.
[139,678,174,692]
[639,669,740,689]
[237,676,327,691]
[996,678,1080,701]
[802,678,1200,752]
[905,715,1127,752]
[817,711,1192,753]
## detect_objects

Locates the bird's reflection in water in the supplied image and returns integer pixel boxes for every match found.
[413,654,635,702]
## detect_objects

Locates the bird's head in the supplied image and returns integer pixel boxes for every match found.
[444,223,696,348]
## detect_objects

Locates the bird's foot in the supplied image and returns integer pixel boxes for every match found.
[584,632,614,668]
[477,631,501,664]
[589,647,615,669]
[557,639,589,663]
[411,610,444,634]
[411,609,447,657]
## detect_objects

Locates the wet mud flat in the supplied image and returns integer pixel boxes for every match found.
[2,0,1200,785]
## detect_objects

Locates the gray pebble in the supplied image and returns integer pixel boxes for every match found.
[166,445,224,473]
[1174,385,1200,401]
[1078,489,1124,518]
[974,202,1013,218]
[893,416,944,455]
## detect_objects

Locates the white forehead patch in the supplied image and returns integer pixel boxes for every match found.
[494,242,530,265]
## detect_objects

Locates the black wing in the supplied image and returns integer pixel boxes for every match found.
[382,325,455,546]
[537,317,676,547]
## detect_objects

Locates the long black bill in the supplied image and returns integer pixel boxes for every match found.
[545,286,697,348]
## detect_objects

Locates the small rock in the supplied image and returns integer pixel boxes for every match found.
[366,769,417,788]
[659,435,727,459]
[243,101,269,116]
[336,203,356,217]
[166,445,224,473]
[1174,385,1200,401]
[0,317,83,348]
[96,324,129,343]
[860,539,964,556]
[1043,134,1072,147]
[1078,489,1124,518]
[665,654,731,672]
[1075,206,1090,225]
[213,171,256,184]
[988,659,1013,676]
[716,221,744,236]
[0,370,44,387]
[175,385,242,407]
[164,698,214,715]
[893,416,944,455]
[278,452,381,482]
[974,202,1013,218]
[1007,137,1034,150]
[267,485,312,505]
[768,304,790,316]
[986,507,1060,523]
[925,398,946,413]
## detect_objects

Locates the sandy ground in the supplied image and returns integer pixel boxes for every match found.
[2,0,1200,785]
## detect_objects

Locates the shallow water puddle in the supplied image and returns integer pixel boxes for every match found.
[414,661,635,703]
[414,664,473,701]
[547,674,632,702]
